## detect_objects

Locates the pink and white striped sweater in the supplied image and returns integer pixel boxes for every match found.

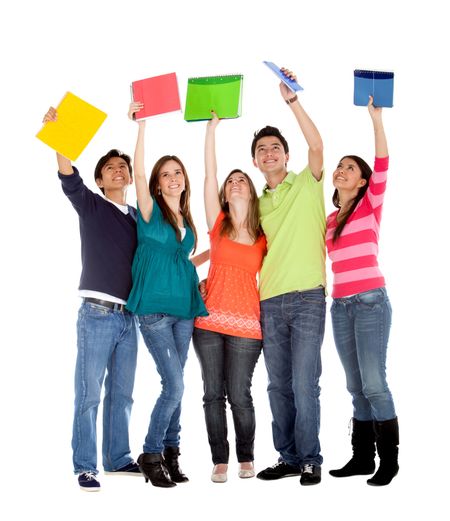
[326,156,388,298]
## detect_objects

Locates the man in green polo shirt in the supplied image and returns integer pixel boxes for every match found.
[253,68,326,486]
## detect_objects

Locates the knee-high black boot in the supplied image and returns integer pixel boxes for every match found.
[367,417,399,486]
[163,446,189,483]
[329,418,376,477]
[137,453,176,488]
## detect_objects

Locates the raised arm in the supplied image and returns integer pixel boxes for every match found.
[204,112,221,230]
[128,102,153,222]
[368,96,388,158]
[42,107,74,175]
[279,68,324,181]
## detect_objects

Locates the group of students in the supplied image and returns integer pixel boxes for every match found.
[42,67,399,492]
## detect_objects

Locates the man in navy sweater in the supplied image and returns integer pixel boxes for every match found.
[44,107,139,491]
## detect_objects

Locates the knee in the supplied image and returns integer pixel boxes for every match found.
[361,370,388,399]
[228,386,252,410]
[162,379,184,403]
[203,385,226,405]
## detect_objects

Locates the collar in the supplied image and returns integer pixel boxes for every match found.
[262,171,296,193]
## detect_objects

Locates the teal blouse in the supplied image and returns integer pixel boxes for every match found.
[126,200,208,319]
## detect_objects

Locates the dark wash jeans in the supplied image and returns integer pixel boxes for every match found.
[192,328,262,464]
[260,288,326,468]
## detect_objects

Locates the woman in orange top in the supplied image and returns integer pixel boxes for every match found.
[193,113,266,483]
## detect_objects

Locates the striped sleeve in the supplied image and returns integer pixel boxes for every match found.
[367,156,388,210]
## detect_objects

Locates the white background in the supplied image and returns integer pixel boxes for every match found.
[1,0,449,519]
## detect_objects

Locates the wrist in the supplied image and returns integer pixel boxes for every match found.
[285,94,298,105]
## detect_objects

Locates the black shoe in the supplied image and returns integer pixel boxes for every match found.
[329,418,376,478]
[300,464,321,486]
[104,461,142,476]
[137,453,176,488]
[367,417,399,486]
[256,461,302,480]
[163,446,189,483]
[78,472,101,492]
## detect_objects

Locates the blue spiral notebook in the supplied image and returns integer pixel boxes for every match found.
[354,70,394,108]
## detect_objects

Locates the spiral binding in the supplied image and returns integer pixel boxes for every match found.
[354,70,394,80]
[187,74,243,85]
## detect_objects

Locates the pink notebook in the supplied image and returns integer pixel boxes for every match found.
[131,72,181,120]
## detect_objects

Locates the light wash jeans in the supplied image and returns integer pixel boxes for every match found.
[192,328,262,464]
[331,287,396,421]
[260,288,326,468]
[72,301,138,474]
[138,314,194,453]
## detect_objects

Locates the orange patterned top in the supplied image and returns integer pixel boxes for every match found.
[194,212,267,339]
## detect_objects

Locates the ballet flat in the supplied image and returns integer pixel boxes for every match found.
[211,465,228,483]
[238,468,255,479]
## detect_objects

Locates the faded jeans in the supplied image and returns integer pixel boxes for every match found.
[72,301,138,474]
[138,313,194,453]
[331,287,396,421]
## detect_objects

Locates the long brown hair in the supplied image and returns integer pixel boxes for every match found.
[218,169,263,242]
[149,155,198,252]
[332,155,372,242]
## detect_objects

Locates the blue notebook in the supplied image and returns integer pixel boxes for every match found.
[354,70,394,108]
[263,61,303,92]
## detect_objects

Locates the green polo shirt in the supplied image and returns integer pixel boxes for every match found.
[259,166,326,301]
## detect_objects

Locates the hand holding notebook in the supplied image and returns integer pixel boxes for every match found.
[36,92,107,161]
[130,72,181,120]
[263,61,303,92]
[184,74,243,121]
[354,70,394,108]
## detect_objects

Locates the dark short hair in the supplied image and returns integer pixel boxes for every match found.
[94,149,132,194]
[251,126,289,158]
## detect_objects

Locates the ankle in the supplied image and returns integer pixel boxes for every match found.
[239,461,254,470]
[214,463,228,473]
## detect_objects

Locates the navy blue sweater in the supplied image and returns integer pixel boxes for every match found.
[59,168,137,301]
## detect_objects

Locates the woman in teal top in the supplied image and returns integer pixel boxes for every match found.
[127,199,206,318]
[127,102,207,488]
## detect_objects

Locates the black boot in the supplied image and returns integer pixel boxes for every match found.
[163,446,189,483]
[137,453,176,488]
[367,417,399,486]
[329,418,376,477]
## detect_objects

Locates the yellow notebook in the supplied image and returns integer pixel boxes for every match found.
[36,92,107,161]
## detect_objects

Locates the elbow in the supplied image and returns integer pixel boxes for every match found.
[310,140,324,154]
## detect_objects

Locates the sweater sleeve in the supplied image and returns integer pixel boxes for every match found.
[58,167,97,216]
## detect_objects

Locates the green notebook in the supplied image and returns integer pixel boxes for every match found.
[184,74,243,121]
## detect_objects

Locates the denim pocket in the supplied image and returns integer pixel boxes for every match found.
[299,288,326,305]
[138,313,166,329]
[357,288,386,308]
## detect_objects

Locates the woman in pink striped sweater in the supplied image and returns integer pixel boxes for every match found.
[326,97,398,487]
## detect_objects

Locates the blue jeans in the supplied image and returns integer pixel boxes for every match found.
[138,314,194,453]
[72,301,138,474]
[192,328,262,464]
[260,288,326,468]
[331,287,396,421]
